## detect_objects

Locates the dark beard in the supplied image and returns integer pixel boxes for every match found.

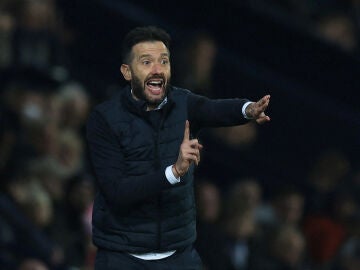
[131,74,170,107]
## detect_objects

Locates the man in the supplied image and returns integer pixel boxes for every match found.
[86,25,270,269]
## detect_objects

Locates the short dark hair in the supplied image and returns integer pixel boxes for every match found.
[121,25,171,64]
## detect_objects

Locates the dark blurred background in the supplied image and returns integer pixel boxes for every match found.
[0,0,359,269]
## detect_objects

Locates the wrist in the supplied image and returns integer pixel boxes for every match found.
[172,164,184,178]
[243,101,254,119]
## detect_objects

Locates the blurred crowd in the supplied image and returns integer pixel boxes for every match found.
[174,28,360,270]
[194,151,360,270]
[249,0,360,54]
[0,0,359,270]
[0,0,95,269]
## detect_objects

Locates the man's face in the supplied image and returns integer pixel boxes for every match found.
[121,41,171,110]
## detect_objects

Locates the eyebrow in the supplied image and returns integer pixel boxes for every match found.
[138,53,170,59]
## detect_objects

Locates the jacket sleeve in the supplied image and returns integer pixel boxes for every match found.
[187,93,250,127]
[86,110,172,207]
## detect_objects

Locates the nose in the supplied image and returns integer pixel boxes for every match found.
[151,63,162,74]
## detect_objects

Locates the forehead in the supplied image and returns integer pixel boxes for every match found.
[131,41,169,58]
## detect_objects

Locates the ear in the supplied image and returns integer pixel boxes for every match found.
[120,64,132,81]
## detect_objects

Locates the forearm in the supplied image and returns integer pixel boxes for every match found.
[187,93,250,127]
[93,168,172,207]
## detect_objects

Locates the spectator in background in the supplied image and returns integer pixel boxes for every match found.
[214,178,271,270]
[60,174,95,268]
[314,11,359,53]
[303,189,358,268]
[195,180,222,224]
[55,81,91,132]
[0,68,60,178]
[18,180,53,229]
[224,178,276,226]
[173,31,218,97]
[300,150,353,268]
[28,157,67,202]
[259,185,305,230]
[303,149,351,216]
[225,178,263,211]
[18,259,49,270]
[55,129,85,178]
[0,0,18,68]
[194,180,235,270]
[250,225,308,270]
[0,173,65,269]
[220,199,259,270]
[12,0,68,75]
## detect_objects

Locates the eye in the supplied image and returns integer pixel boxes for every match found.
[161,59,169,65]
[142,60,151,65]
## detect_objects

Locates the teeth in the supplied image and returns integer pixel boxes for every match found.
[147,80,163,87]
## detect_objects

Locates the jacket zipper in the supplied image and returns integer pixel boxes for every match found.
[157,194,162,250]
[147,107,168,250]
[156,111,167,250]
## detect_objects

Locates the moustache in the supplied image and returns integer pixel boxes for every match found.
[145,74,166,82]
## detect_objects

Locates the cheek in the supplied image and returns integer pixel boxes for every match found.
[134,69,149,82]
[166,67,171,78]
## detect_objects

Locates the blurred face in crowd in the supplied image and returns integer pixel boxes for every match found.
[277,193,304,225]
[274,229,305,267]
[197,182,221,223]
[121,41,171,110]
[54,83,90,129]
[21,0,57,30]
[18,259,48,270]
[223,209,256,240]
[192,36,217,78]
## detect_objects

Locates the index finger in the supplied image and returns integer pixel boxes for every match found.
[183,120,190,142]
[258,95,270,106]
[257,95,270,110]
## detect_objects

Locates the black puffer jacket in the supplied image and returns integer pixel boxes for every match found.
[86,85,249,253]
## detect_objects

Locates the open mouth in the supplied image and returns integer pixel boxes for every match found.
[146,78,164,95]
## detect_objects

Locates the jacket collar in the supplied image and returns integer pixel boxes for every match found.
[121,84,174,116]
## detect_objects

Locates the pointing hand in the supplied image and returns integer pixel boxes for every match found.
[245,95,271,124]
[173,120,203,177]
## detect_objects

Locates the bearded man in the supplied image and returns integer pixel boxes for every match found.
[87,25,270,270]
